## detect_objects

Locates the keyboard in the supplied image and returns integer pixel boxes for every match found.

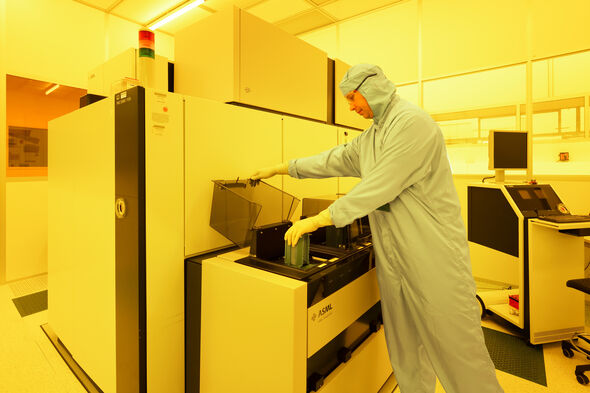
[537,214,590,223]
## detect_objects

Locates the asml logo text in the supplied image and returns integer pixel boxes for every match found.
[318,304,333,317]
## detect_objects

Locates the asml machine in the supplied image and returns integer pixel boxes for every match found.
[468,183,590,344]
[186,187,391,393]
[48,86,394,393]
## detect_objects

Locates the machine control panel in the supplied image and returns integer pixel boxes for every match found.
[505,184,564,218]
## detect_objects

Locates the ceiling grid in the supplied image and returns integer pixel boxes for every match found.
[71,0,403,35]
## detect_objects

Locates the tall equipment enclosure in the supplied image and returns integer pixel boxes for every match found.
[49,98,118,393]
[48,87,184,393]
[174,6,328,122]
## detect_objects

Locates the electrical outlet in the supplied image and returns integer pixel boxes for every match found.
[559,152,569,161]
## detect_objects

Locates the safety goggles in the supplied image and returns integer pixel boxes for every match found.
[353,73,377,92]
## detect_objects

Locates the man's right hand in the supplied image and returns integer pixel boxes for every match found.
[250,163,289,180]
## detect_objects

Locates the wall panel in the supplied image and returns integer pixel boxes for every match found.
[422,0,527,78]
[5,182,48,281]
[6,0,173,90]
[6,0,105,88]
[283,117,338,220]
[299,25,339,59]
[447,144,490,175]
[338,0,419,83]
[397,84,419,107]
[531,0,590,60]
[0,0,7,283]
[185,98,283,257]
[533,140,590,176]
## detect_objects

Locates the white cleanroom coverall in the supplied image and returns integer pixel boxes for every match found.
[288,64,503,393]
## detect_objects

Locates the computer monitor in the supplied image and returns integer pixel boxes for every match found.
[488,130,528,182]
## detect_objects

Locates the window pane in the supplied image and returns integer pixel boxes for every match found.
[8,127,48,167]
[438,118,478,140]
[532,112,558,135]
[560,107,579,133]
[423,64,526,113]
[481,116,517,139]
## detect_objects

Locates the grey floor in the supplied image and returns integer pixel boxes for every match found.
[0,275,86,393]
[1,274,589,393]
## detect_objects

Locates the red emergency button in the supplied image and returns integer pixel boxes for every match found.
[163,107,168,112]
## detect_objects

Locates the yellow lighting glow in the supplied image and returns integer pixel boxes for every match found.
[148,0,205,31]
[45,84,60,95]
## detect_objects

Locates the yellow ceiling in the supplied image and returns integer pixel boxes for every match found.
[73,0,403,35]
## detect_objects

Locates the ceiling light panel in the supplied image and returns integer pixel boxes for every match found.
[248,0,312,24]
[112,0,184,25]
[277,9,334,36]
[154,4,212,34]
[45,84,60,95]
[322,0,401,20]
[148,0,206,30]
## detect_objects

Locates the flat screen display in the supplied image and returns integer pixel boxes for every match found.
[492,131,527,169]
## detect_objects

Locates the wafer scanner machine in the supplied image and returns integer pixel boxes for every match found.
[185,180,393,393]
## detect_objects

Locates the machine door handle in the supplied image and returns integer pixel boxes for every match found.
[337,347,352,363]
[369,319,382,333]
[115,198,127,219]
[307,373,324,392]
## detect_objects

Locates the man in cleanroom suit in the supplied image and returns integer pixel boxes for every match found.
[251,63,503,393]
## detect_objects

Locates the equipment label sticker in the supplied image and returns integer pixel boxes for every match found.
[311,303,334,323]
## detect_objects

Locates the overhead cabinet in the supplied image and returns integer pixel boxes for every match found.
[174,6,328,122]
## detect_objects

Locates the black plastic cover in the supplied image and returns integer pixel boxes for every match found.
[251,222,292,260]
[505,184,563,216]
[468,186,519,257]
[209,179,299,247]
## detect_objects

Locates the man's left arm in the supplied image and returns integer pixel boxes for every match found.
[288,135,361,179]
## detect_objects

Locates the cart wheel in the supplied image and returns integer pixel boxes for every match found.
[563,347,574,358]
[576,373,589,385]
[476,294,486,319]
